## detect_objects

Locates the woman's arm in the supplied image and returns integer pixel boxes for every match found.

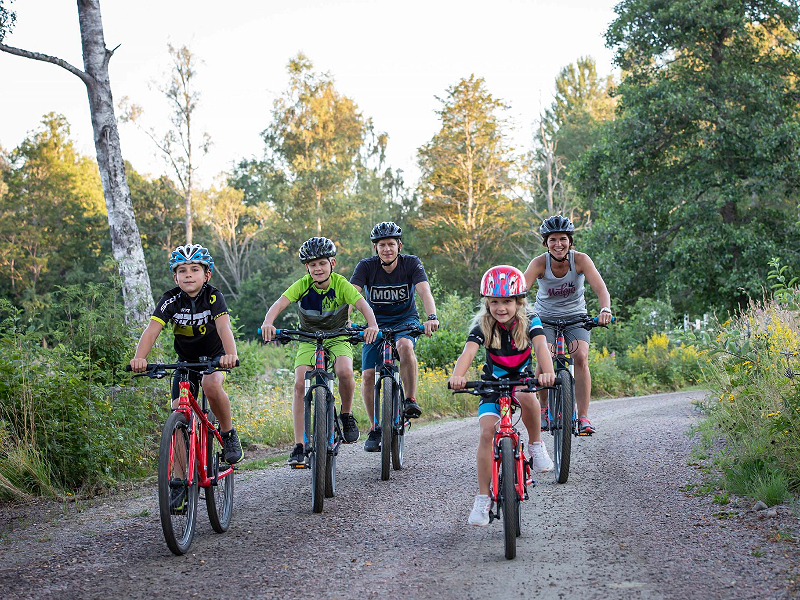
[523,255,546,290]
[575,252,612,324]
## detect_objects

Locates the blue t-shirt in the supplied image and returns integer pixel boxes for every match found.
[350,254,428,326]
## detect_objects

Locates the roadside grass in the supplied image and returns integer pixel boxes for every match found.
[689,297,800,506]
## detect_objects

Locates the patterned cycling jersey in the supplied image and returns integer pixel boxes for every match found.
[282,272,363,331]
[467,314,545,380]
[151,283,229,359]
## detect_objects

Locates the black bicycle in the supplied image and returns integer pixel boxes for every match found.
[268,326,367,513]
[540,315,612,483]
[370,323,425,480]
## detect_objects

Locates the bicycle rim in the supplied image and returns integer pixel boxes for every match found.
[500,437,518,560]
[206,425,234,533]
[158,412,198,555]
[380,378,393,480]
[311,386,328,513]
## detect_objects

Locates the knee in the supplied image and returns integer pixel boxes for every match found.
[362,370,375,387]
[397,341,416,362]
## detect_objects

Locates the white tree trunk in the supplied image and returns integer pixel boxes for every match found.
[1,0,154,322]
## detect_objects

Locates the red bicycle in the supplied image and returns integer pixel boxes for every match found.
[449,376,555,559]
[127,358,237,555]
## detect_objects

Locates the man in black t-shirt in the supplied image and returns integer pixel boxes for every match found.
[130,244,242,469]
[350,222,439,452]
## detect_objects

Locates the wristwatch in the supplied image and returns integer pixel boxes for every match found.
[427,313,438,321]
[599,307,612,314]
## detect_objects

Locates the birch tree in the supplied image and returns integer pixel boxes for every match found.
[0,0,153,321]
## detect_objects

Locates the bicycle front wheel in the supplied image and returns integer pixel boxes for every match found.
[380,378,393,481]
[205,425,234,533]
[552,369,574,484]
[499,437,518,560]
[310,386,328,513]
[391,382,405,471]
[158,411,199,555]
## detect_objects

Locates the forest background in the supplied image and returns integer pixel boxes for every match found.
[0,0,799,505]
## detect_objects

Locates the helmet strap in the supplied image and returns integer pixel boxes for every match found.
[379,254,398,268]
[548,251,569,263]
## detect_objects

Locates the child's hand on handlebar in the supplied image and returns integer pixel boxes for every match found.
[261,323,276,342]
[130,358,148,373]
[537,371,555,387]
[449,375,466,390]
[219,354,238,369]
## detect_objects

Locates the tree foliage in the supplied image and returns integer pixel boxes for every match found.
[415,75,523,293]
[577,0,800,315]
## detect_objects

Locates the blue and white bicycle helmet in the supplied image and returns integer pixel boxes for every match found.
[169,244,214,273]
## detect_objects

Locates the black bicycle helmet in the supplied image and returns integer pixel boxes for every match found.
[370,221,402,242]
[298,237,337,263]
[539,215,575,237]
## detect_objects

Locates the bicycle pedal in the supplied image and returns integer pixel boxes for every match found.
[290,463,308,469]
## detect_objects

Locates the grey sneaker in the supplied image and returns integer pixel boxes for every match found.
[287,443,306,467]
[364,428,381,452]
[221,427,243,464]
[340,412,359,443]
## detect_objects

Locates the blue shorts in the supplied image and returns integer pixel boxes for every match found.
[361,318,421,371]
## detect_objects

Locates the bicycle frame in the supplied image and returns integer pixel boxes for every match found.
[372,324,424,432]
[491,390,530,506]
[172,373,234,489]
[302,338,339,455]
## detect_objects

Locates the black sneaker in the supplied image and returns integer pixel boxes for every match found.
[169,481,187,515]
[287,443,306,466]
[221,428,243,464]
[340,412,360,443]
[364,428,381,452]
[403,398,422,419]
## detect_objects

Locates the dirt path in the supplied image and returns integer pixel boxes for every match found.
[1,391,798,599]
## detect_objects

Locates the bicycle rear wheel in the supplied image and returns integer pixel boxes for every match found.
[499,437,518,560]
[205,424,234,533]
[551,369,574,484]
[158,411,199,555]
[310,386,328,513]
[391,382,405,471]
[380,378,393,480]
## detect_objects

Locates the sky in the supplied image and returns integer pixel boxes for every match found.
[0,0,620,188]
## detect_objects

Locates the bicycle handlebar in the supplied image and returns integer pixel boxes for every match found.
[257,326,369,345]
[539,314,616,330]
[125,357,240,378]
[447,377,560,395]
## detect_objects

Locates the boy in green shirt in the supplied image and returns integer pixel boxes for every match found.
[261,237,379,466]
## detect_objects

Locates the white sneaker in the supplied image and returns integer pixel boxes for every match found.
[468,494,492,526]
[530,441,554,473]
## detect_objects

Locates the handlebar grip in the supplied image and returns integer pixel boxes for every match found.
[124,365,132,372]
[591,316,617,324]
[257,327,262,335]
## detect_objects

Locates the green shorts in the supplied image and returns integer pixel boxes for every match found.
[293,339,354,369]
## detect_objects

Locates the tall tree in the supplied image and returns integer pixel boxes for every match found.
[416,75,523,292]
[120,44,210,244]
[0,0,153,321]
[577,0,800,315]
[0,114,107,300]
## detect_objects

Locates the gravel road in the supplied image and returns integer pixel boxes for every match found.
[1,390,799,599]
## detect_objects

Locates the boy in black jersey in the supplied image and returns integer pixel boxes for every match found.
[130,244,242,466]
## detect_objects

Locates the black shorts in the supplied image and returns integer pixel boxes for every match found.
[170,355,222,401]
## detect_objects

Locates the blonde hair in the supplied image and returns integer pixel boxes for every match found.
[471,296,530,350]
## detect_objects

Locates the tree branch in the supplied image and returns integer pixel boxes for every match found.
[0,42,91,86]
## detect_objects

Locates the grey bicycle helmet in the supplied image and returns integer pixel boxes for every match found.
[539,215,575,237]
[298,237,337,263]
[370,221,402,242]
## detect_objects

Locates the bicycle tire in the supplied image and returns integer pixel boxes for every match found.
[158,411,199,555]
[380,378,393,480]
[500,436,518,560]
[391,381,404,471]
[552,369,574,484]
[205,424,234,533]
[310,385,328,513]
